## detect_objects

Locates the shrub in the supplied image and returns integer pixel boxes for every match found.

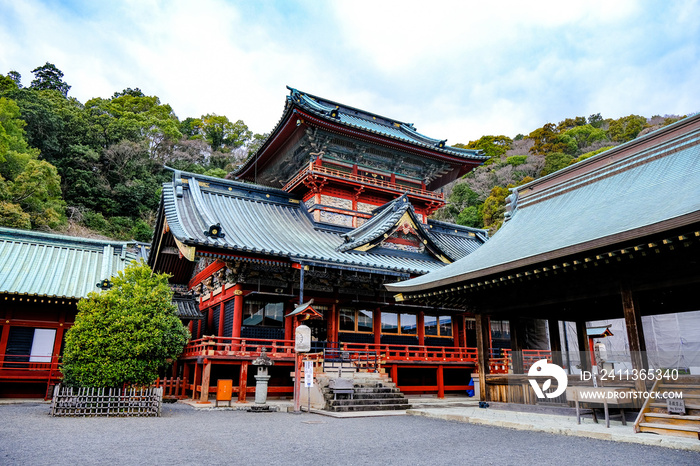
[61,261,190,387]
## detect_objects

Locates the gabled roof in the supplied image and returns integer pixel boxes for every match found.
[155,170,486,277]
[285,87,487,161]
[387,113,700,293]
[0,227,136,299]
[338,193,455,263]
[173,295,203,320]
[234,87,487,186]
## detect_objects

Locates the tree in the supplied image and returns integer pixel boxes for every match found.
[0,96,64,229]
[7,71,22,88]
[456,135,513,161]
[541,152,574,176]
[527,123,564,155]
[61,261,190,387]
[198,114,253,152]
[30,62,71,96]
[607,115,648,143]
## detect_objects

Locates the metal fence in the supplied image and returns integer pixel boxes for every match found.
[50,384,162,417]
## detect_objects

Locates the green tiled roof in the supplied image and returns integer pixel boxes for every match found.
[160,171,486,276]
[387,114,700,293]
[286,87,487,160]
[0,227,136,299]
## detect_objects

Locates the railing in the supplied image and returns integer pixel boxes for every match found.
[503,349,553,372]
[182,336,295,359]
[182,339,555,371]
[0,353,62,374]
[284,163,444,201]
[323,347,379,373]
[154,377,186,399]
[335,342,478,363]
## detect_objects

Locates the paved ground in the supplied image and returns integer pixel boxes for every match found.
[1,401,699,465]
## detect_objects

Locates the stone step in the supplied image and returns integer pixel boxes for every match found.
[328,398,411,407]
[326,403,410,412]
[325,393,407,402]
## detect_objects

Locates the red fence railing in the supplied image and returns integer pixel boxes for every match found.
[182,336,296,359]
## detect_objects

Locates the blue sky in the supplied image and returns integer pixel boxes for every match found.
[1,0,698,144]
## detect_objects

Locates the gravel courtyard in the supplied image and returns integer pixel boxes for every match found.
[1,402,698,465]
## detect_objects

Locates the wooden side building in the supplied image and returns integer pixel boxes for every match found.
[0,228,138,397]
[387,113,700,404]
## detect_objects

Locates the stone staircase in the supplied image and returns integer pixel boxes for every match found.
[317,365,410,413]
[634,375,700,439]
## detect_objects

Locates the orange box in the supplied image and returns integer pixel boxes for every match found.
[216,379,233,406]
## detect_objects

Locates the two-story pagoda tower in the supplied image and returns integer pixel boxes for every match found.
[149,87,490,402]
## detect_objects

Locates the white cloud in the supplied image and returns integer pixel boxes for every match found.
[0,0,698,144]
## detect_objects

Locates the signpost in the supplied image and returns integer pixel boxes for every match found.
[294,325,311,413]
[304,359,314,413]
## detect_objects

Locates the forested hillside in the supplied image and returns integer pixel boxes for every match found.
[0,63,689,241]
[435,113,687,234]
[0,63,266,241]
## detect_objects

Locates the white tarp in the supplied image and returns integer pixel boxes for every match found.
[558,310,700,373]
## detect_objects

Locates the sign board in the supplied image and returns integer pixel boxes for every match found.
[304,360,314,387]
[295,325,311,352]
[667,398,686,415]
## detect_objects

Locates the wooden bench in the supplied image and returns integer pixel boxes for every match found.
[328,378,354,400]
[566,386,634,428]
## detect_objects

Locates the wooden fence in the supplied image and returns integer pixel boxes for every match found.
[50,384,163,417]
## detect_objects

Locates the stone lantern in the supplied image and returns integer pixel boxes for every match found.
[252,347,274,406]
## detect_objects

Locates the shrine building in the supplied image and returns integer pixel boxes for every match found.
[0,228,140,397]
[148,87,490,401]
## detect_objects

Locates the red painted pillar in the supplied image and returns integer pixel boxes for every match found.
[437,365,445,398]
[182,363,191,398]
[192,363,201,400]
[238,362,249,402]
[391,364,398,385]
[51,310,66,374]
[373,308,381,345]
[284,303,294,341]
[218,302,225,337]
[417,311,425,346]
[188,320,193,336]
[0,322,11,367]
[327,304,337,344]
[207,306,214,335]
[232,286,243,339]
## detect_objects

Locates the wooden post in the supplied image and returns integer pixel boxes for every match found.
[232,287,243,339]
[475,313,491,401]
[373,308,381,345]
[199,359,211,403]
[621,285,649,394]
[0,323,11,368]
[391,364,398,384]
[575,320,592,374]
[182,363,190,398]
[326,303,338,344]
[509,318,524,374]
[218,302,225,337]
[207,307,214,334]
[417,311,425,346]
[192,362,201,400]
[238,361,249,403]
[284,303,294,341]
[437,365,445,399]
[548,319,563,367]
